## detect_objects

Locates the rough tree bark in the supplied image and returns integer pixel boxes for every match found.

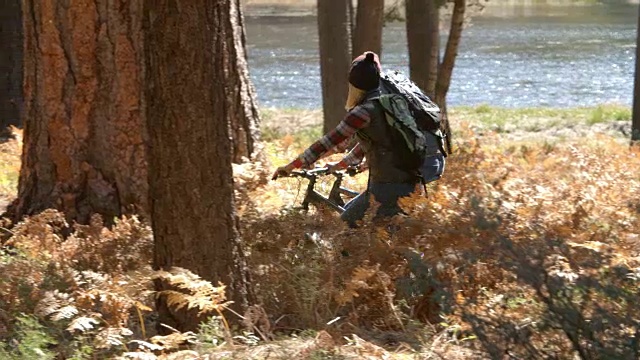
[9,0,147,224]
[633,3,640,143]
[228,0,262,163]
[144,0,252,331]
[318,0,351,133]
[406,0,440,98]
[0,0,23,134]
[352,0,384,57]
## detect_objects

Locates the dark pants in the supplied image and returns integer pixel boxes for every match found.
[340,182,417,228]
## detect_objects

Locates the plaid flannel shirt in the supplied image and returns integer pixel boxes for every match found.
[290,105,370,169]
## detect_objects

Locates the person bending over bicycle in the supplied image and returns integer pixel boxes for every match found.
[273,51,443,228]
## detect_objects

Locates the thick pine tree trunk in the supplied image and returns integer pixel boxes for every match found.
[352,0,384,57]
[9,0,147,224]
[228,0,262,163]
[144,0,252,331]
[318,0,351,133]
[633,3,640,143]
[0,0,23,134]
[406,0,440,98]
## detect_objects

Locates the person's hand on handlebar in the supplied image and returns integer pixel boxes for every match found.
[272,162,297,180]
[324,160,348,174]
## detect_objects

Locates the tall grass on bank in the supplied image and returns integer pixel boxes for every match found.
[0,111,639,358]
[260,104,632,145]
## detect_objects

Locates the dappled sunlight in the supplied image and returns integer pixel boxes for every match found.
[235,126,640,357]
[2,112,639,358]
[0,127,21,208]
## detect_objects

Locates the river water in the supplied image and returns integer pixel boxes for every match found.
[244,5,638,109]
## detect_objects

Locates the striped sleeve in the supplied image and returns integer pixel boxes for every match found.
[339,143,365,167]
[291,105,371,168]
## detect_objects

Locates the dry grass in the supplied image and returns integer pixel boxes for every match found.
[238,115,640,359]
[1,107,639,359]
[451,104,632,143]
[260,104,632,144]
[0,127,21,209]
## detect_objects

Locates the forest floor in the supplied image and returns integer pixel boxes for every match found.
[1,104,630,213]
[1,104,639,359]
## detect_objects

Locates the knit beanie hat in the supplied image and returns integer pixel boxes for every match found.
[348,51,381,91]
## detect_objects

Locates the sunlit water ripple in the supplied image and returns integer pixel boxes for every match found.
[245,10,637,109]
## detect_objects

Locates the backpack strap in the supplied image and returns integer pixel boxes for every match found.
[372,96,426,184]
[426,129,448,158]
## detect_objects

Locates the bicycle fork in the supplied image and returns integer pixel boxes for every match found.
[300,175,353,214]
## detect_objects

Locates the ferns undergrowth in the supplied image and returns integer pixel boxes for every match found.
[1,123,639,359]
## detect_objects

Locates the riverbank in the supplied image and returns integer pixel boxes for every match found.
[261,104,633,145]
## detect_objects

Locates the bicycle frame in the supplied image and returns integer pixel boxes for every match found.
[290,167,360,214]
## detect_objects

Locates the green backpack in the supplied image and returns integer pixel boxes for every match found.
[369,70,447,183]
[375,94,430,173]
[372,91,446,183]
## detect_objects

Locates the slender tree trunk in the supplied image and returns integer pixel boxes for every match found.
[348,0,355,39]
[0,0,23,134]
[352,0,384,57]
[9,0,147,224]
[144,0,252,331]
[435,0,465,155]
[435,0,465,108]
[633,3,640,143]
[406,0,440,98]
[228,0,262,163]
[318,0,351,133]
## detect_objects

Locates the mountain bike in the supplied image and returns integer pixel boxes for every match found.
[286,166,362,214]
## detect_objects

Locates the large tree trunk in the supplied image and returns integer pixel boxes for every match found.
[144,0,252,331]
[0,0,23,134]
[318,0,351,133]
[352,0,384,57]
[228,0,262,163]
[406,0,440,98]
[633,3,640,143]
[9,0,147,224]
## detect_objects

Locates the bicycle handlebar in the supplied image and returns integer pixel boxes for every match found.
[289,166,361,179]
